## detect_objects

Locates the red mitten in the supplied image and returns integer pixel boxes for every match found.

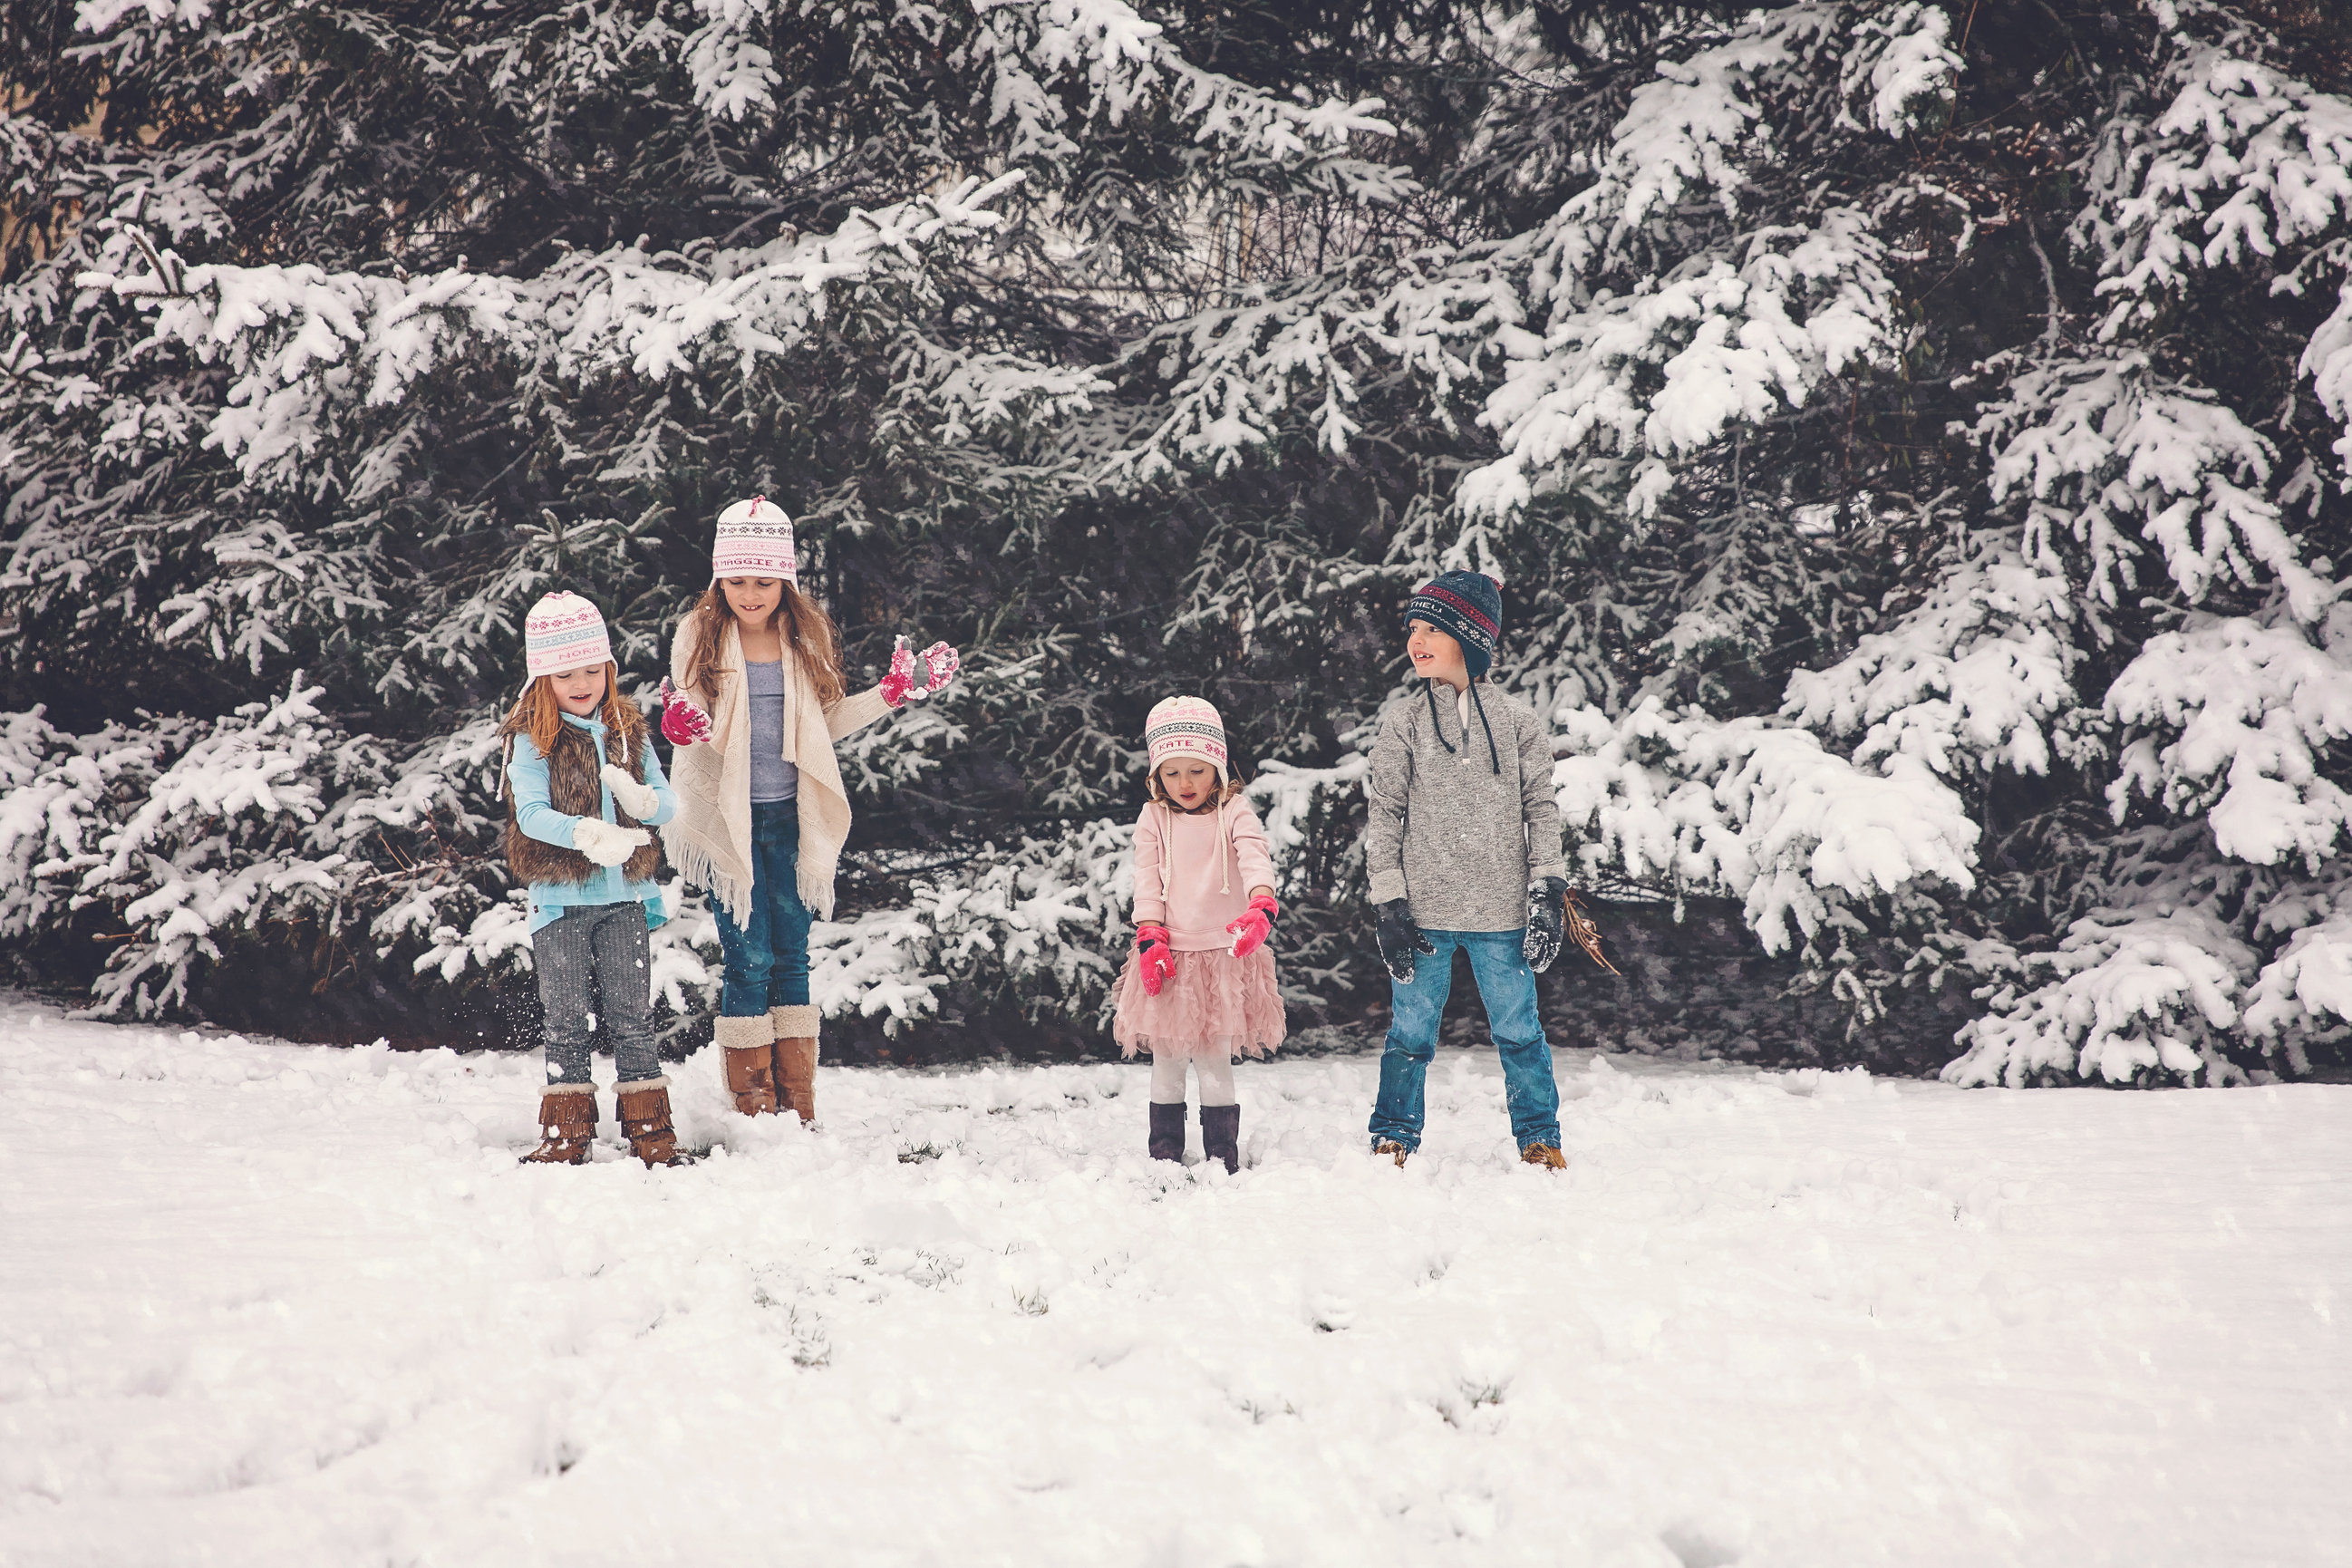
[1224,894,1281,958]
[913,641,960,700]
[1134,924,1174,997]
[659,679,712,747]
[879,636,918,710]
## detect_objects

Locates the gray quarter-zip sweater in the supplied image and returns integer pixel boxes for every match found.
[1363,680,1566,933]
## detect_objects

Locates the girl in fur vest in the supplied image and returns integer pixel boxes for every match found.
[504,592,684,1168]
[1110,696,1286,1172]
[656,497,958,1125]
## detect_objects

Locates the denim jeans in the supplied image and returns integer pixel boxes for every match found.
[531,901,658,1086]
[1367,928,1561,1152]
[712,800,813,1018]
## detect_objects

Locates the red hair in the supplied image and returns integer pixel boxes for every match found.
[498,663,643,759]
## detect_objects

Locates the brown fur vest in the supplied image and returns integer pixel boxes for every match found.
[502,712,663,886]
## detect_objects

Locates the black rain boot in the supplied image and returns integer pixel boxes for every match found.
[1200,1104,1240,1174]
[1148,1101,1186,1162]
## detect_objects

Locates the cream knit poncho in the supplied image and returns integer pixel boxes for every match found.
[658,617,890,925]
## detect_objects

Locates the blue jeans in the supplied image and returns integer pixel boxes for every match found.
[712,801,812,1018]
[1368,928,1561,1152]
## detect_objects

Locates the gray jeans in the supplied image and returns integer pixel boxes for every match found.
[531,903,659,1086]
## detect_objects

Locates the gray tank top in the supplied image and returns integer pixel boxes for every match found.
[744,660,800,803]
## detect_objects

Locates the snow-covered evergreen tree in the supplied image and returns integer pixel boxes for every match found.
[1,0,1406,1036]
[5,0,2348,1083]
[1090,0,2352,1080]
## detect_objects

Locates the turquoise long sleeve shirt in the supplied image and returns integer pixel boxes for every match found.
[504,711,680,934]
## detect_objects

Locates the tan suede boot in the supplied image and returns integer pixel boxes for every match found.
[769,1004,820,1126]
[616,1077,687,1167]
[520,1085,597,1164]
[716,1012,779,1117]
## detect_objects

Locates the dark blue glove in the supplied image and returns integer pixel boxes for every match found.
[1376,899,1437,983]
[1523,877,1568,973]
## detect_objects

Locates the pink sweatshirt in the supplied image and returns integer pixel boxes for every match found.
[1130,799,1276,952]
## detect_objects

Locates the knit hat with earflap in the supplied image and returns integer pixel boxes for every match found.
[711,495,796,583]
[1406,570,1504,679]
[523,591,615,680]
[1145,695,1229,785]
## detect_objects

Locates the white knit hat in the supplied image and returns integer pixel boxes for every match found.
[523,591,614,679]
[1145,695,1229,784]
[711,495,796,582]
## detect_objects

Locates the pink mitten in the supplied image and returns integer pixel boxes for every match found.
[879,636,919,710]
[1224,894,1281,958]
[1135,924,1174,997]
[659,679,712,747]
[913,641,960,700]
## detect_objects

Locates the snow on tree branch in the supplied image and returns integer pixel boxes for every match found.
[2300,271,2352,479]
[2243,890,2352,1072]
[1838,2,1960,138]
[1783,538,2087,780]
[1971,352,2334,624]
[1943,905,2255,1087]
[1460,206,1898,520]
[1552,697,1979,958]
[2105,610,2352,868]
[679,0,1403,198]
[73,0,214,32]
[808,818,1134,1033]
[1111,4,1958,509]
[76,177,1028,484]
[2077,44,2352,334]
[2073,35,2352,475]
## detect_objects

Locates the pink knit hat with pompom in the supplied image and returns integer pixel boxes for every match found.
[1145,695,1228,783]
[711,495,796,582]
[523,591,614,679]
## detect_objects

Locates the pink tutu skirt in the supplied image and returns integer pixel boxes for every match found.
[1111,945,1286,1060]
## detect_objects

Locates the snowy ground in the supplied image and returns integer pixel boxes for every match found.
[2,996,2346,1567]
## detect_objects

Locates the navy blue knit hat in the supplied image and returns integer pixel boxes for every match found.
[1406,571,1503,678]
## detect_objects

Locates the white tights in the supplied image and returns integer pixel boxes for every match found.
[1148,1048,1236,1107]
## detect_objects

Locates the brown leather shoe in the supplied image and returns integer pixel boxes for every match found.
[616,1078,687,1167]
[1520,1142,1566,1170]
[521,1086,596,1164]
[1373,1138,1410,1168]
[716,1013,779,1116]
[769,1005,820,1125]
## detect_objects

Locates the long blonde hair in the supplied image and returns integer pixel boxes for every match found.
[498,663,644,762]
[680,580,847,710]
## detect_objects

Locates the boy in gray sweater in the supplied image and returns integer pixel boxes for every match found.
[1363,570,1571,1168]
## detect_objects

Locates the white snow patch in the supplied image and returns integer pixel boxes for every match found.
[1,996,2345,1564]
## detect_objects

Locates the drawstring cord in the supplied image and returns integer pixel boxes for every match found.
[1424,678,1501,774]
[1422,678,1450,755]
[1157,793,1235,908]
[1469,682,1500,774]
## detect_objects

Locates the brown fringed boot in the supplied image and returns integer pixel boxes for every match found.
[616,1078,688,1167]
[770,1005,820,1126]
[716,1013,779,1117]
[520,1084,597,1165]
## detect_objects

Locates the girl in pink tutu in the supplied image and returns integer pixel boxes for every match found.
[1111,695,1286,1172]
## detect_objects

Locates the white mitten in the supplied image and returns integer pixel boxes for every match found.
[572,817,652,867]
[599,762,660,821]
